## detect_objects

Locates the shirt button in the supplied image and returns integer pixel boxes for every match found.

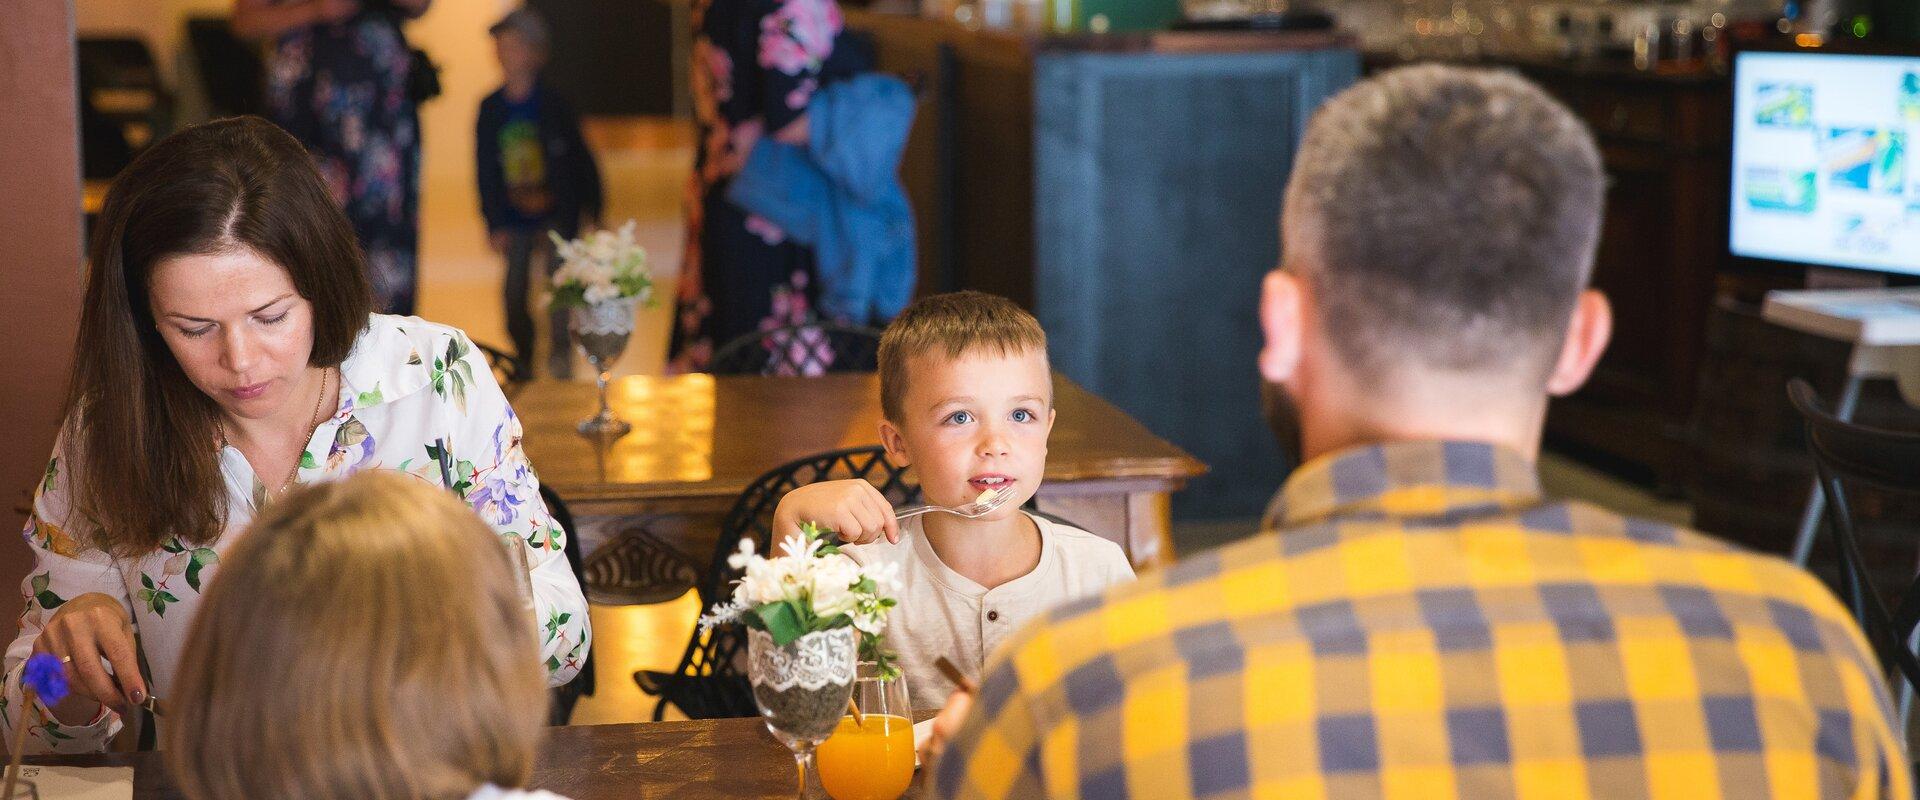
[987,610,999,622]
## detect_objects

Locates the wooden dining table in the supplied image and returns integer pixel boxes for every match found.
[515,373,1206,582]
[30,717,931,799]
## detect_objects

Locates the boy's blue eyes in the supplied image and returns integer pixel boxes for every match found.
[941,409,1039,425]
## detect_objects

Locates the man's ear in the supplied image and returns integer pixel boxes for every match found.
[1259,270,1306,386]
[879,419,912,467]
[1546,289,1612,397]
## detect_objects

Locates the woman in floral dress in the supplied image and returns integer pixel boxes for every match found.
[233,0,428,315]
[5,118,588,753]
[669,0,868,370]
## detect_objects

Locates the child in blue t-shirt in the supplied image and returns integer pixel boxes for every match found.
[477,8,603,379]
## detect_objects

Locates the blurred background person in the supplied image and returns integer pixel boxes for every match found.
[232,0,433,316]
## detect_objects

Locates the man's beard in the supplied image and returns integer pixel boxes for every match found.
[1260,379,1303,472]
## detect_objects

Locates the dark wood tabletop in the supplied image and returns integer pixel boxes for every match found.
[30,718,928,799]
[517,372,1205,516]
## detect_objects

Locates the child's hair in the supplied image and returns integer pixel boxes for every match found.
[878,290,1047,421]
[488,8,551,51]
[168,471,547,800]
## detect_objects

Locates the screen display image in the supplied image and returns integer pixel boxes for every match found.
[1731,51,1920,276]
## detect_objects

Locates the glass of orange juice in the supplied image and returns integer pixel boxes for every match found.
[816,662,915,800]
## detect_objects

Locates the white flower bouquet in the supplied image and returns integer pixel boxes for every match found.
[548,221,653,308]
[701,522,902,678]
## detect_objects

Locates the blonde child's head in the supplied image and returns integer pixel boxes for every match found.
[489,9,551,81]
[877,291,1054,515]
[168,471,547,800]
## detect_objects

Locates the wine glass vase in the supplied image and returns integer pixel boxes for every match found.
[569,296,638,437]
[747,627,859,799]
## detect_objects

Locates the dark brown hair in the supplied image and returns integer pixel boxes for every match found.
[877,291,1047,421]
[68,116,372,558]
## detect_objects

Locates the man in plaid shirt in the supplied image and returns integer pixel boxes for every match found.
[928,64,1910,799]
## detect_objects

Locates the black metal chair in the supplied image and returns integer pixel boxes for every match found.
[541,483,596,725]
[707,322,884,377]
[581,524,701,606]
[636,446,918,720]
[1787,379,1920,715]
[475,340,531,393]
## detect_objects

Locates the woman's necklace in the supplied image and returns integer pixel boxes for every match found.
[218,368,334,497]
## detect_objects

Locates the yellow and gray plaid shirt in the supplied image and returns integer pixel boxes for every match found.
[935,441,1910,800]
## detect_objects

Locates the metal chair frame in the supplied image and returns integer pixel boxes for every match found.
[637,446,917,720]
[707,322,884,377]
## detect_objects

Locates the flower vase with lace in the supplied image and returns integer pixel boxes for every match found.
[701,523,902,799]
[549,222,653,437]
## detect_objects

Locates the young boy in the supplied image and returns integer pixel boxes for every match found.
[772,292,1134,708]
[476,8,602,379]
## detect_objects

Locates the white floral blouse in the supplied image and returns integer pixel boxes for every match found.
[3,315,592,753]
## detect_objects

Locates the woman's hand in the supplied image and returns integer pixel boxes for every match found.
[772,480,900,546]
[31,593,144,723]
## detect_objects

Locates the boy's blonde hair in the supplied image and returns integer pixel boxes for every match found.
[168,471,547,800]
[878,291,1048,421]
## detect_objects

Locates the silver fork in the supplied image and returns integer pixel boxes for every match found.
[894,486,1013,521]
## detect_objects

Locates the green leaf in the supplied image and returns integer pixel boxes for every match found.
[161,538,184,554]
[753,602,808,647]
[140,573,155,590]
[186,550,217,592]
[545,656,562,672]
[449,360,473,412]
[300,451,318,470]
[30,574,49,594]
[35,591,64,611]
[41,458,57,494]
[357,383,384,407]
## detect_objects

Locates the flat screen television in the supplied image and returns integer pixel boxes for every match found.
[1730,48,1920,277]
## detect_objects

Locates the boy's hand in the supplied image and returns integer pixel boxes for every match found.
[918,687,974,767]
[773,480,899,545]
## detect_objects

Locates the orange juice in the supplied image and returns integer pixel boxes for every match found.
[816,713,915,800]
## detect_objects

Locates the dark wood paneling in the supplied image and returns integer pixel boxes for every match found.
[530,0,675,116]
[1530,69,1732,489]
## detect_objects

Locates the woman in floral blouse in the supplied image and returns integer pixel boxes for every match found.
[6,117,590,754]
[668,0,868,370]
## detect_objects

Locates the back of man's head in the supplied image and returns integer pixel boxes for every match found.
[1283,64,1604,387]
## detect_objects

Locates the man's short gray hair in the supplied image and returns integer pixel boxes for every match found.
[1283,64,1605,383]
